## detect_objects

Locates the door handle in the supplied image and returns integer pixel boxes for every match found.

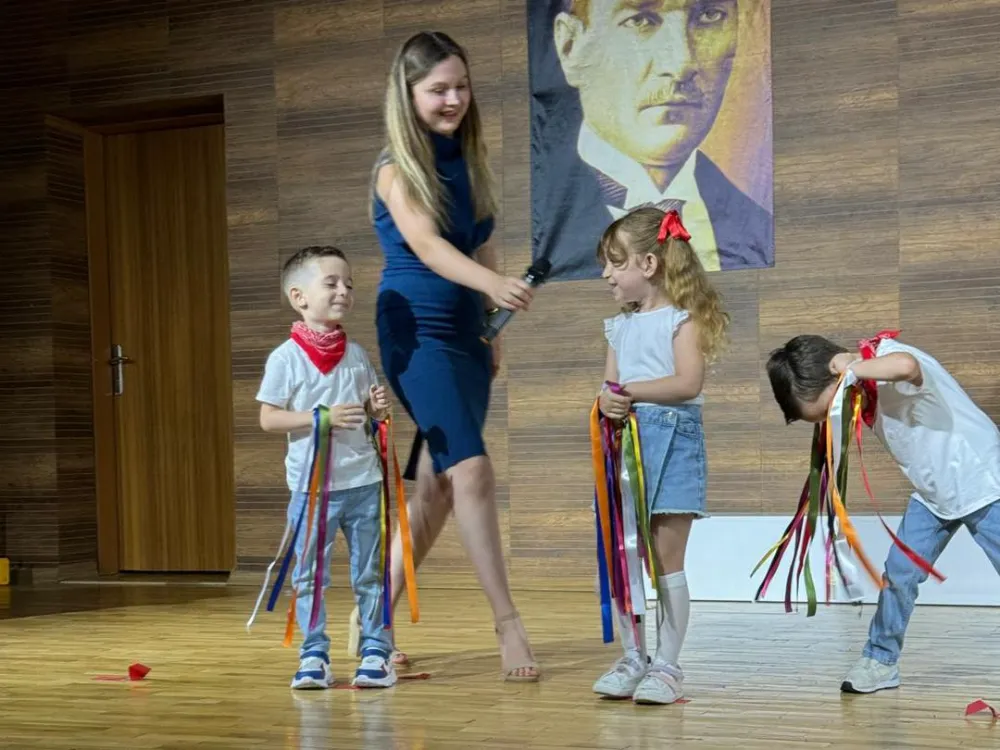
[109,344,134,396]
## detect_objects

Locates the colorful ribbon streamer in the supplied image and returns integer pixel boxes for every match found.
[591,382,657,644]
[373,417,420,627]
[752,374,945,615]
[376,420,393,629]
[247,408,420,644]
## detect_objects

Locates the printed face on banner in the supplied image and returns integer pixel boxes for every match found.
[528,0,774,281]
[555,0,737,173]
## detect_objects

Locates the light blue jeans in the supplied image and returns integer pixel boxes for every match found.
[864,495,1000,665]
[289,481,393,659]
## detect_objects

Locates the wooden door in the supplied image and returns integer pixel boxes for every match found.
[103,124,235,572]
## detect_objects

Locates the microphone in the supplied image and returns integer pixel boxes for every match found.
[480,258,551,343]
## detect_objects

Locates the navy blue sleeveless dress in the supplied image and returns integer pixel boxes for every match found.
[372,132,495,477]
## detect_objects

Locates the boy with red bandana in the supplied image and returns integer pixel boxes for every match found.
[766,332,1000,694]
[257,245,395,690]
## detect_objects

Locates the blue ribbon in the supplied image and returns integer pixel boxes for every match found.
[266,409,321,612]
[594,489,614,643]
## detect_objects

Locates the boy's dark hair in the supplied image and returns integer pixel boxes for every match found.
[281,245,347,293]
[766,335,849,423]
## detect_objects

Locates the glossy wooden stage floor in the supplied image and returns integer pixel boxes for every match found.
[1,585,998,749]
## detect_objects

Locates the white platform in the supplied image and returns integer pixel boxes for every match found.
[641,514,1000,607]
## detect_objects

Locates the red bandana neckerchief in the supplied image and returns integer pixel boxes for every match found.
[856,329,901,428]
[290,321,346,374]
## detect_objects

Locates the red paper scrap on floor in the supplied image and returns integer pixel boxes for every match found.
[965,699,998,719]
[93,663,151,682]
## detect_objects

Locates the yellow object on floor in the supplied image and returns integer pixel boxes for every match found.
[0,558,9,586]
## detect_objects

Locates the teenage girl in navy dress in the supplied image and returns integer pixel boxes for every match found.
[348,31,540,682]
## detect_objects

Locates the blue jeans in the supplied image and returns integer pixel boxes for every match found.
[864,496,1000,665]
[289,482,393,659]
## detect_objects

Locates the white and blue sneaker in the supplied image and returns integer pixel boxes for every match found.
[352,647,398,689]
[290,650,335,690]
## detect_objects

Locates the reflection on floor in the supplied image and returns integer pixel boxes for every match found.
[1,584,998,749]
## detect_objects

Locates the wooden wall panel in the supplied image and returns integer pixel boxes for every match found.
[0,0,998,588]
[47,124,98,570]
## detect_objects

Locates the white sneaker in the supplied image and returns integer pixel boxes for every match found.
[632,663,683,705]
[290,651,335,690]
[352,647,398,689]
[593,651,647,698]
[840,656,900,694]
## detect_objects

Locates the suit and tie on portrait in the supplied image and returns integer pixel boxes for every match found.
[528,0,774,281]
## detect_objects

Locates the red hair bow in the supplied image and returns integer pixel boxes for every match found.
[658,210,691,242]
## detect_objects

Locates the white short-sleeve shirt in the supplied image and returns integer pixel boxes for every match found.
[604,305,703,406]
[870,338,1000,519]
[256,339,382,492]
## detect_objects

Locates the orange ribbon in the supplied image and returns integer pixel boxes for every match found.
[388,417,420,623]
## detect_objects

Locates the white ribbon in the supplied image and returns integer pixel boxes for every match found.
[246,441,318,633]
[826,371,865,602]
[246,516,295,633]
[619,448,648,620]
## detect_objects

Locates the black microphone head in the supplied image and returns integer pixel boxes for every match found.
[528,258,551,281]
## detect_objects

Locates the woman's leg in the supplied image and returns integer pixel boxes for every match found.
[447,454,538,679]
[349,443,453,664]
[389,443,454,609]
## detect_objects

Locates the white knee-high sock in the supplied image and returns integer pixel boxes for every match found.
[614,605,646,657]
[655,572,690,667]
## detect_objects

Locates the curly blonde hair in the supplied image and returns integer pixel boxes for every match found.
[597,206,730,363]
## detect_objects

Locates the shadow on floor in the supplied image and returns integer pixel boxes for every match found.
[0,578,235,621]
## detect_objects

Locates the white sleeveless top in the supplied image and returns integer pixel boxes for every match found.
[870,338,1000,520]
[603,306,703,406]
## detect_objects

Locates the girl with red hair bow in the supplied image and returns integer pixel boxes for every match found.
[590,207,729,705]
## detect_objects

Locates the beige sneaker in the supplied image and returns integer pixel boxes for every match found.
[840,656,900,694]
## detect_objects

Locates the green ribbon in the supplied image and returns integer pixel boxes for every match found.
[622,414,659,584]
[800,424,825,615]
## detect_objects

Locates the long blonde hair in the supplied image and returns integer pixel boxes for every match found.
[376,31,497,227]
[597,206,730,363]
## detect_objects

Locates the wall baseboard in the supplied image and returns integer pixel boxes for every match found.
[642,514,1000,607]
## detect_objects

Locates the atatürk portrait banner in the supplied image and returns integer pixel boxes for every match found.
[528,0,774,281]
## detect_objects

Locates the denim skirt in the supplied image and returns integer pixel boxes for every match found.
[633,403,708,518]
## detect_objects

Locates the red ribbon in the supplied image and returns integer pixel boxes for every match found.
[290,321,346,374]
[857,329,900,427]
[657,210,691,243]
[854,408,946,583]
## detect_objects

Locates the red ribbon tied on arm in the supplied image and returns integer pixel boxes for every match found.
[857,329,900,428]
[657,210,691,243]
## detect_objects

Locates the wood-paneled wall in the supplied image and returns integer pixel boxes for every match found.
[1,1,998,587]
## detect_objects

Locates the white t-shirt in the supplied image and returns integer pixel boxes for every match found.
[603,306,703,406]
[868,338,1000,519]
[256,339,382,492]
